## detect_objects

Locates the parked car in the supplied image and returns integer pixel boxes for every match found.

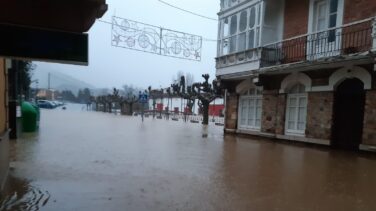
[37,100,55,109]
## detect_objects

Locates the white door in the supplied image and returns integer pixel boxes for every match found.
[308,0,341,59]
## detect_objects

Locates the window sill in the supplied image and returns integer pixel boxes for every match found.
[285,131,305,137]
[238,127,261,132]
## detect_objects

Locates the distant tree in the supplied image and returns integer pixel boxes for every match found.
[17,61,36,100]
[185,73,195,86]
[172,71,185,84]
[76,88,92,103]
[61,90,77,102]
[172,74,223,125]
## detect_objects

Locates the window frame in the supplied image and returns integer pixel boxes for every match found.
[285,84,308,136]
[218,2,263,56]
[238,88,263,131]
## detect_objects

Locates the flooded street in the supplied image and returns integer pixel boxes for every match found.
[1,104,376,211]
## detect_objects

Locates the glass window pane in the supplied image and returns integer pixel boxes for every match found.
[223,18,230,37]
[239,11,247,32]
[240,100,247,125]
[248,100,255,119]
[229,36,237,53]
[298,107,306,122]
[222,38,229,55]
[288,121,295,130]
[257,4,261,25]
[298,122,306,130]
[329,14,337,28]
[330,0,338,13]
[248,30,255,49]
[257,99,262,107]
[299,97,307,107]
[256,119,261,127]
[256,106,262,119]
[249,7,256,28]
[289,98,297,107]
[318,3,327,18]
[288,107,296,121]
[230,15,237,35]
[238,33,246,51]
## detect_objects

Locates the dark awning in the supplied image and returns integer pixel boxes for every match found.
[0,0,107,65]
[0,0,108,33]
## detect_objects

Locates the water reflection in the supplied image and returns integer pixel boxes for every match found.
[0,176,50,211]
[3,108,376,210]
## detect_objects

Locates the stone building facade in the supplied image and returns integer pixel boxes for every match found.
[217,0,376,151]
[0,58,9,191]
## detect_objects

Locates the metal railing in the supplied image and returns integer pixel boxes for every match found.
[261,18,374,67]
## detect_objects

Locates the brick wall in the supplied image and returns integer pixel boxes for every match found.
[283,0,376,39]
[306,92,334,140]
[283,0,309,39]
[225,93,238,131]
[362,90,376,146]
[344,0,376,24]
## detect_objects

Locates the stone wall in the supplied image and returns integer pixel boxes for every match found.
[0,58,8,192]
[261,90,278,134]
[362,90,376,146]
[0,59,6,134]
[225,93,238,131]
[306,92,334,140]
[260,91,287,135]
[275,94,287,135]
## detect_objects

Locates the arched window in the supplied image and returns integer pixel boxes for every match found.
[238,87,263,130]
[285,84,307,135]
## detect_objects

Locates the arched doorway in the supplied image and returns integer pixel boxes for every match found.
[332,78,365,150]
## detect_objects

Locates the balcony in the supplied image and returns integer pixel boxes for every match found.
[261,18,375,68]
[216,17,376,76]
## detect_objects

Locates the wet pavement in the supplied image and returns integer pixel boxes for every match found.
[1,104,376,211]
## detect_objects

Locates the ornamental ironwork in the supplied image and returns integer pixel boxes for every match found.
[111,16,202,61]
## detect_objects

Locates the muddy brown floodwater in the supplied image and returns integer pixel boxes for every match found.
[1,103,376,211]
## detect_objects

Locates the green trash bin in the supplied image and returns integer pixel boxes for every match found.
[32,103,40,129]
[21,102,39,132]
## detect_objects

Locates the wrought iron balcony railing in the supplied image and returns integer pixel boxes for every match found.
[216,17,376,73]
[261,18,375,68]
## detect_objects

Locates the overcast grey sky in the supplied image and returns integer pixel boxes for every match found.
[33,0,219,90]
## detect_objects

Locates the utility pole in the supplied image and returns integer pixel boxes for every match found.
[48,72,51,90]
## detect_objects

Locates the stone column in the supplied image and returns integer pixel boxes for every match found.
[275,94,287,135]
[261,90,279,134]
[224,92,238,132]
[372,17,376,51]
[306,92,334,141]
[362,90,376,146]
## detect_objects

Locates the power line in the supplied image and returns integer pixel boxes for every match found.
[157,0,218,21]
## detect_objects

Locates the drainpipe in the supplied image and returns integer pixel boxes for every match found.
[223,89,227,132]
[373,16,376,51]
[373,17,376,72]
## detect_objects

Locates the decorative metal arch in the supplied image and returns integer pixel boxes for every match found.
[111,16,202,61]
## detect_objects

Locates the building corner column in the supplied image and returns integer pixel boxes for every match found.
[372,16,376,51]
